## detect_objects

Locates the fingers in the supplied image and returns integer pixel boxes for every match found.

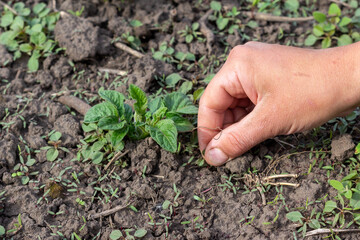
[204,102,276,166]
[198,48,254,151]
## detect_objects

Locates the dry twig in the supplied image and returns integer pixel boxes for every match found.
[243,12,314,22]
[98,67,127,76]
[199,9,215,54]
[88,202,131,220]
[0,1,17,15]
[114,42,144,58]
[104,150,129,171]
[305,228,360,237]
[58,95,91,115]
[330,0,352,8]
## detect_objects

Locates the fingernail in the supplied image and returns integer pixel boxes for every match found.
[207,148,228,166]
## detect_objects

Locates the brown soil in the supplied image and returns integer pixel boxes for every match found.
[0,0,359,240]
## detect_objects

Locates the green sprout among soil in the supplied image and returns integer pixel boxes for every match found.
[305,3,360,48]
[82,85,197,160]
[0,2,59,72]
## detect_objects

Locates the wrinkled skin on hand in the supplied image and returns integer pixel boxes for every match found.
[198,42,360,166]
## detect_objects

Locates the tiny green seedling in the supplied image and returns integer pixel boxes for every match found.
[305,3,360,48]
[178,22,204,43]
[0,2,60,71]
[41,130,70,162]
[7,213,22,235]
[12,145,38,185]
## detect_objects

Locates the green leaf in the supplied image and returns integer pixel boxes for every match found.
[304,34,317,46]
[84,102,119,123]
[111,127,128,146]
[339,17,352,27]
[337,34,353,46]
[345,190,352,199]
[19,43,33,53]
[152,106,168,122]
[129,84,148,116]
[192,22,199,30]
[193,88,204,101]
[0,225,5,236]
[216,17,229,30]
[147,119,178,152]
[91,152,103,164]
[313,25,324,37]
[328,3,341,17]
[99,90,125,117]
[355,143,360,154]
[30,32,46,45]
[185,34,193,43]
[46,148,59,162]
[1,12,14,28]
[130,19,143,27]
[162,200,171,209]
[50,131,62,141]
[329,180,344,191]
[350,191,360,210]
[286,211,303,222]
[203,74,215,84]
[0,31,19,46]
[28,54,39,72]
[109,230,123,240]
[33,3,47,15]
[21,176,30,185]
[165,73,182,87]
[26,158,36,166]
[179,81,193,95]
[10,16,24,31]
[210,1,222,11]
[149,97,164,114]
[342,172,358,181]
[323,200,337,212]
[134,229,147,238]
[308,219,321,229]
[313,11,327,23]
[321,37,331,49]
[164,92,198,114]
[98,116,125,130]
[284,0,299,12]
[124,103,133,123]
[166,113,194,132]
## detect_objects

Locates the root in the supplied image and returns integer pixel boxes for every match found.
[199,9,215,54]
[0,1,17,15]
[243,12,314,22]
[98,67,127,76]
[114,42,144,58]
[57,95,91,116]
[305,228,360,237]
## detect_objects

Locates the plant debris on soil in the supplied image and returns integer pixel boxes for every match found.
[1,0,360,240]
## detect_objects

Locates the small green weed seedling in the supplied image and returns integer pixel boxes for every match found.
[7,213,22,235]
[12,145,38,185]
[68,6,85,17]
[42,130,70,162]
[0,2,60,71]
[305,3,360,48]
[178,22,204,43]
[82,85,197,158]
[152,38,175,63]
[181,216,205,232]
[286,209,323,237]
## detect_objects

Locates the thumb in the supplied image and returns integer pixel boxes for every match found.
[204,102,276,166]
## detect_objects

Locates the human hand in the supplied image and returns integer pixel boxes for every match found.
[198,42,360,166]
